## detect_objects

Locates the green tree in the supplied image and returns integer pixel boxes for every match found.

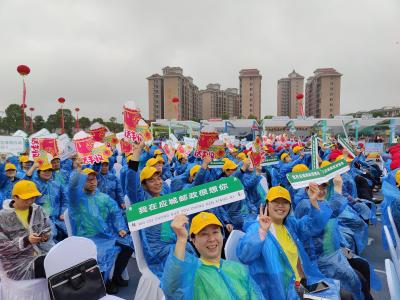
[78,117,91,130]
[33,115,45,131]
[46,109,74,135]
[4,104,28,133]
[221,113,229,120]
[263,115,273,119]
[247,114,258,120]
[92,118,104,124]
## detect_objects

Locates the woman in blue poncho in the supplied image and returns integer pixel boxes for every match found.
[237,186,342,300]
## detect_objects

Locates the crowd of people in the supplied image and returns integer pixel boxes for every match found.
[1,133,400,300]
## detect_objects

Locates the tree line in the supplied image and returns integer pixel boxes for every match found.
[0,104,123,136]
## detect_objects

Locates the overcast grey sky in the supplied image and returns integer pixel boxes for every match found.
[0,0,399,121]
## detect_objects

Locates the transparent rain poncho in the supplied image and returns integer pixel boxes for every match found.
[68,171,132,280]
[161,250,265,300]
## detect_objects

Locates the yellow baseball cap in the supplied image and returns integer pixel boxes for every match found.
[237,153,247,160]
[38,163,53,171]
[51,156,60,161]
[395,170,400,186]
[5,163,17,171]
[146,158,160,167]
[190,165,201,177]
[222,159,238,172]
[335,155,344,162]
[140,166,159,182]
[156,156,165,164]
[293,146,304,154]
[189,212,223,235]
[82,168,97,175]
[292,164,309,173]
[19,155,30,163]
[280,153,289,161]
[154,149,163,155]
[126,154,133,162]
[320,161,331,168]
[12,180,42,200]
[266,186,291,203]
[101,158,109,164]
[176,152,185,160]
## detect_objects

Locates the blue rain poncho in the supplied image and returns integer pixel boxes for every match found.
[240,172,263,215]
[161,250,265,300]
[31,177,68,238]
[96,172,124,207]
[68,171,132,280]
[0,163,21,200]
[294,194,365,300]
[237,204,340,300]
[125,164,196,279]
[278,156,305,188]
[52,169,70,186]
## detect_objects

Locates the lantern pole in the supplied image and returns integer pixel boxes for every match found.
[29,107,34,133]
[75,108,80,131]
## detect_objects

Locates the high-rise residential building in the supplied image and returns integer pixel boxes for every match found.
[147,66,200,120]
[305,68,342,118]
[239,69,262,119]
[277,70,304,118]
[199,84,240,120]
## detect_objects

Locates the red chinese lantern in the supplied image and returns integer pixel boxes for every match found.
[171,97,180,103]
[17,65,30,76]
[296,93,304,100]
[20,103,27,109]
[75,107,80,112]
[58,97,65,104]
[29,107,34,112]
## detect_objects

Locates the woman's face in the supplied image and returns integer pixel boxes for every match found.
[154,162,163,173]
[268,198,291,223]
[317,184,328,199]
[143,173,163,196]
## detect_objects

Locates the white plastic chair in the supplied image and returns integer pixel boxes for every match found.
[0,261,50,300]
[63,209,73,237]
[43,236,124,300]
[224,230,245,262]
[131,230,165,300]
[388,206,400,258]
[384,225,400,280]
[113,163,122,179]
[385,259,400,300]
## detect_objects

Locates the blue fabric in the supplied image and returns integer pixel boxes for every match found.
[97,172,124,206]
[68,171,132,280]
[32,177,68,238]
[237,205,334,300]
[0,163,21,199]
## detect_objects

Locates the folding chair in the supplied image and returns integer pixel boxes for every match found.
[44,236,124,300]
[384,225,400,280]
[224,230,245,262]
[131,231,165,300]
[385,259,400,300]
[388,206,400,258]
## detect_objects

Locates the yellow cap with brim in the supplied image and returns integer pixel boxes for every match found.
[82,168,97,175]
[190,165,201,177]
[280,153,289,161]
[146,158,159,167]
[237,153,247,160]
[38,163,53,171]
[189,212,223,235]
[292,164,309,173]
[266,186,291,203]
[19,156,30,163]
[156,156,164,164]
[140,166,159,183]
[101,158,109,164]
[12,180,42,200]
[51,156,60,161]
[154,149,163,155]
[320,161,331,168]
[395,170,400,186]
[222,159,238,172]
[293,146,304,154]
[126,154,133,162]
[5,163,17,171]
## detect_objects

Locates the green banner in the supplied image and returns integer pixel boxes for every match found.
[287,159,349,189]
[338,136,357,158]
[311,135,319,170]
[261,156,279,166]
[126,177,245,231]
[208,161,224,169]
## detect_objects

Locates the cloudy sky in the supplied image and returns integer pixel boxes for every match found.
[0,0,399,121]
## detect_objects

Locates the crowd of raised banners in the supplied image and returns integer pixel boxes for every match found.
[1,100,400,300]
